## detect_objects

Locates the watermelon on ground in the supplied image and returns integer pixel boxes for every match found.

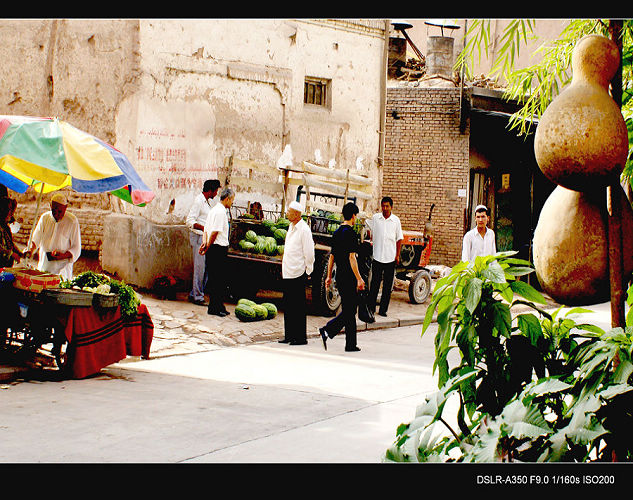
[235,304,257,322]
[237,298,257,308]
[261,302,277,319]
[252,304,268,320]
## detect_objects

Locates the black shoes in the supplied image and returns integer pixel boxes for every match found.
[319,327,328,351]
[345,346,361,352]
[278,338,291,344]
[289,340,307,345]
[188,296,207,306]
[208,310,229,317]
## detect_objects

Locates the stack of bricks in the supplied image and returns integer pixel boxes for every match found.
[11,190,111,253]
[383,86,471,267]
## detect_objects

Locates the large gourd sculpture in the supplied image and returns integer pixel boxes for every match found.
[533,34,633,305]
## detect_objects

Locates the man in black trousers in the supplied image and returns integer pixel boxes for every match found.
[318,202,365,352]
[366,196,403,317]
[279,201,315,345]
[199,187,235,317]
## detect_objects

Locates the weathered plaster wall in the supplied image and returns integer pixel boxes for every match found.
[116,19,387,224]
[0,18,141,253]
[0,19,387,286]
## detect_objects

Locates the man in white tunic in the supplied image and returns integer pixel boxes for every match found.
[366,196,404,317]
[279,201,315,345]
[186,179,220,305]
[27,193,81,281]
[462,204,496,262]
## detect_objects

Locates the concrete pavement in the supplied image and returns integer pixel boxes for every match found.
[0,316,441,463]
[0,275,624,463]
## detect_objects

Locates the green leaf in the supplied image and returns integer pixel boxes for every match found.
[502,258,534,267]
[504,266,535,277]
[492,302,512,338]
[510,280,547,304]
[463,277,483,313]
[481,260,507,283]
[517,313,543,346]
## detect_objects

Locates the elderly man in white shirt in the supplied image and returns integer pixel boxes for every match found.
[27,193,81,281]
[186,179,220,305]
[279,201,315,346]
[462,204,496,262]
[366,196,404,317]
[200,187,234,317]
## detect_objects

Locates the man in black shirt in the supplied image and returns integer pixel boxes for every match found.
[318,202,365,352]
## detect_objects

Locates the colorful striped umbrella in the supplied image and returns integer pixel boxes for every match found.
[0,115,154,206]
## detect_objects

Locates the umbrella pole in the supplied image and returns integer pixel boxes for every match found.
[24,182,44,268]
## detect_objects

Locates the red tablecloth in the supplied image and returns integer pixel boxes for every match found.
[63,303,154,379]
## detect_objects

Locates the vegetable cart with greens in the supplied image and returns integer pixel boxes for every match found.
[0,269,142,375]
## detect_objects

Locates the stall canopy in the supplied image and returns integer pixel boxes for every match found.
[0,115,154,206]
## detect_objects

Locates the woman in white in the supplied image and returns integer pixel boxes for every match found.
[27,193,81,281]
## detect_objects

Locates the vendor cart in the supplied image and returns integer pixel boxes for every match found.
[0,268,153,378]
[224,156,372,316]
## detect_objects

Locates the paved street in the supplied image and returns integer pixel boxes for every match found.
[0,275,619,463]
[0,316,440,463]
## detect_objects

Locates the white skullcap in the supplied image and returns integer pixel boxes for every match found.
[51,193,68,205]
[475,204,488,212]
[288,201,304,212]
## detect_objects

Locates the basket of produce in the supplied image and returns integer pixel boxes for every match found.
[41,287,118,308]
[59,271,140,317]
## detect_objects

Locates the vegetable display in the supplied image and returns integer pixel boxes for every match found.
[60,271,141,318]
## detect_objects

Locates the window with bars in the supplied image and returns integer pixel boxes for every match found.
[304,77,330,108]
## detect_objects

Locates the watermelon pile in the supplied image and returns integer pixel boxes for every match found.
[235,217,291,257]
[234,298,278,322]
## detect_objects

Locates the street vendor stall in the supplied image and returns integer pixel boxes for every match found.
[0,268,153,378]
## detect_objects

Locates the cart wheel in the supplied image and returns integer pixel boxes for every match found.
[408,269,432,304]
[313,255,341,316]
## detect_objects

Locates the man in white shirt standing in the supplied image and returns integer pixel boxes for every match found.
[186,179,220,306]
[462,204,497,262]
[27,193,81,281]
[200,187,234,317]
[366,196,404,317]
[279,201,315,345]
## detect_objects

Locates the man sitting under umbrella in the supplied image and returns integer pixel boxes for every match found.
[26,193,81,281]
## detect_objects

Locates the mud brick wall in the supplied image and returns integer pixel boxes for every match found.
[383,86,470,267]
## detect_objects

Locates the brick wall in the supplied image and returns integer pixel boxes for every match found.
[12,190,111,253]
[383,86,470,267]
